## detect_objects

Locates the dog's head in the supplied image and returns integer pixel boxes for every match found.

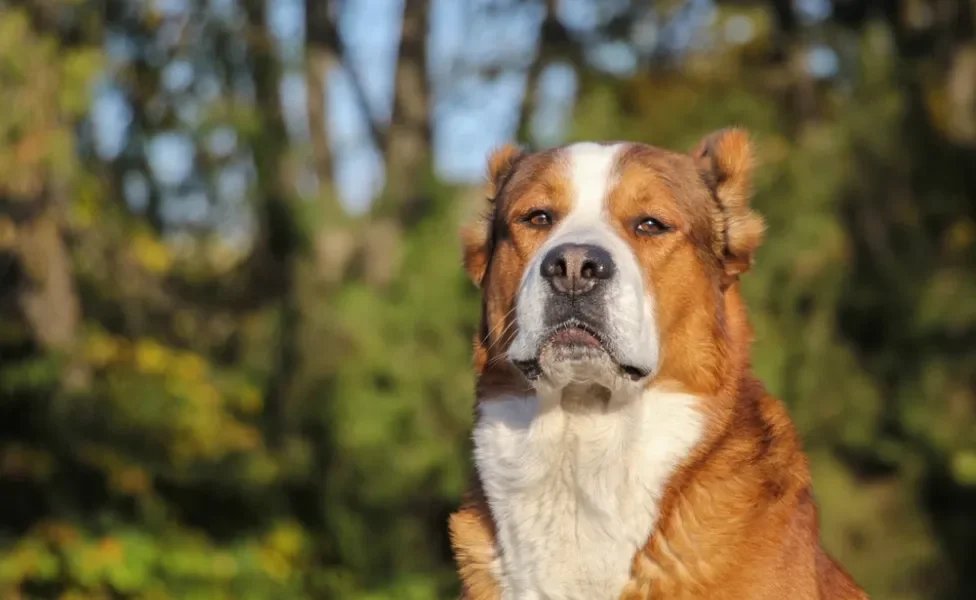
[462,129,764,397]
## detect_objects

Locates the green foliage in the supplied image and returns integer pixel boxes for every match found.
[0,10,100,198]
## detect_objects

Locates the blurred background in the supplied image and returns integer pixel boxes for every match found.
[0,0,975,598]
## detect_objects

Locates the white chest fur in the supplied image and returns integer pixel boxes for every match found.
[473,387,704,600]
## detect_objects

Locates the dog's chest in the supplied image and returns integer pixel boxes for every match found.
[473,391,703,600]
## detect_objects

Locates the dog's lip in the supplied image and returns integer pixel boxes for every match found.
[546,320,606,349]
[550,326,602,348]
[543,320,650,381]
[512,322,651,382]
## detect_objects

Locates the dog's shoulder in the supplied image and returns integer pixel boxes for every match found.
[448,485,501,600]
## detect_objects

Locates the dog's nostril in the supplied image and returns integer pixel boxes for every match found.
[541,255,567,279]
[580,259,607,280]
[580,247,614,280]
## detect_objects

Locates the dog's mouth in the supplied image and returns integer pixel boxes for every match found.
[548,320,604,350]
[512,320,649,382]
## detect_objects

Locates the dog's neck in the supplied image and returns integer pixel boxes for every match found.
[547,382,610,409]
[473,379,707,599]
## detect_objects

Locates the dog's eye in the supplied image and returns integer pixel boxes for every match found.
[635,217,669,236]
[523,210,553,229]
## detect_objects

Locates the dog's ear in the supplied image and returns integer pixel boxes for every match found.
[460,144,523,286]
[692,128,765,280]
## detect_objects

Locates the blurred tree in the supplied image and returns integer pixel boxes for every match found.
[383,0,432,212]
[305,0,338,188]
[0,5,97,393]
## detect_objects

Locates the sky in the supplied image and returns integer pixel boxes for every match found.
[91,0,563,214]
[89,0,837,218]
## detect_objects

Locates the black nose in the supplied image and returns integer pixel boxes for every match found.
[540,243,615,296]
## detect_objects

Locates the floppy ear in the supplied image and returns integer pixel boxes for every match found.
[460,144,523,286]
[692,128,765,280]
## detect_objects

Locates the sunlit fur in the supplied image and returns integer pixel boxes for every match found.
[508,142,659,388]
[450,129,868,600]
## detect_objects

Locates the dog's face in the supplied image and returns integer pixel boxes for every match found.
[463,130,764,396]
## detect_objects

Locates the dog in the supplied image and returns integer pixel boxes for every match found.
[447,129,868,600]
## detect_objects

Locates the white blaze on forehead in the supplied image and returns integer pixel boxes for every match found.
[562,142,626,222]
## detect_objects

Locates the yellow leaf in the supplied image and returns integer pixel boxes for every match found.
[268,522,304,558]
[39,521,79,547]
[170,352,208,382]
[212,553,238,579]
[946,219,976,253]
[0,217,17,248]
[131,233,172,274]
[258,547,292,582]
[952,450,976,484]
[96,538,123,564]
[113,466,151,496]
[235,385,263,414]
[134,339,169,374]
[188,383,222,408]
[85,331,123,367]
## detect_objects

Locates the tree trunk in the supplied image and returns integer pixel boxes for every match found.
[245,0,303,447]
[769,0,820,133]
[7,194,88,391]
[516,0,565,145]
[306,0,338,187]
[15,217,78,354]
[945,0,976,144]
[377,0,431,218]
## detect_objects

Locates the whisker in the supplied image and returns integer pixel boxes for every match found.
[479,306,517,345]
[480,308,518,354]
[484,319,520,357]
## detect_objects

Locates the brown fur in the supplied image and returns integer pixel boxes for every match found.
[449,130,868,599]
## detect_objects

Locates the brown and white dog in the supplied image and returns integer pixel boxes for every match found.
[448,129,868,600]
